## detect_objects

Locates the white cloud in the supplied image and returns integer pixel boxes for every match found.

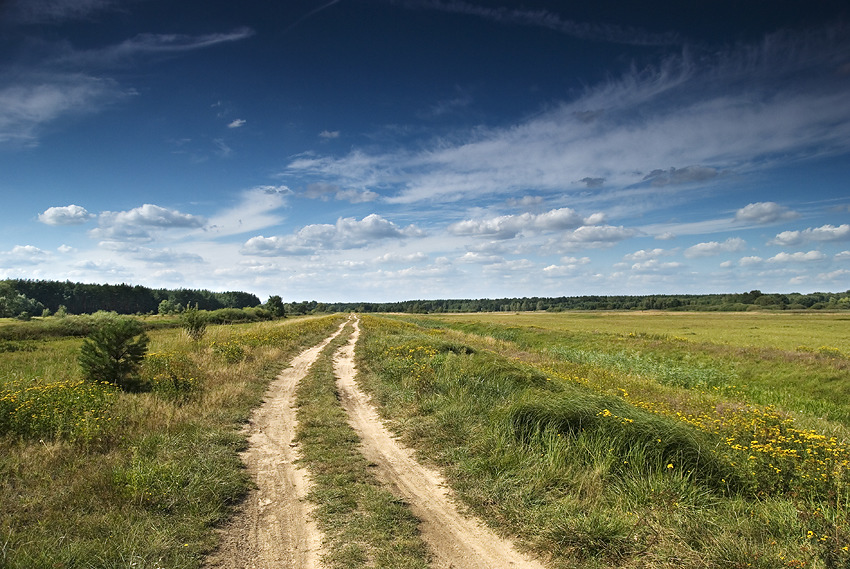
[38,204,94,225]
[738,256,764,267]
[91,204,206,242]
[56,28,255,67]
[457,252,503,264]
[241,214,422,256]
[0,74,124,146]
[769,224,850,246]
[319,130,340,139]
[836,251,850,261]
[735,202,798,224]
[623,248,669,262]
[767,251,827,263]
[684,237,746,258]
[630,259,684,273]
[207,186,291,237]
[228,118,246,128]
[2,245,52,266]
[285,28,850,212]
[375,252,428,264]
[448,207,600,239]
[562,225,638,247]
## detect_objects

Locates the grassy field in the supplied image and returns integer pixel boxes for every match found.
[355,311,850,568]
[0,314,345,568]
[2,309,848,568]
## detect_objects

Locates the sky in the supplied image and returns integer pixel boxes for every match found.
[1,0,849,303]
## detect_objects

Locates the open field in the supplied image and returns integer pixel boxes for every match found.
[1,310,849,568]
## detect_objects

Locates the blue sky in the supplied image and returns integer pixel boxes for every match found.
[1,0,849,303]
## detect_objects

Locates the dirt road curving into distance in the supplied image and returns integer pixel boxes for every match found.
[334,317,546,569]
[208,315,546,569]
[205,320,347,569]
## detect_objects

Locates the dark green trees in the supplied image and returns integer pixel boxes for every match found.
[78,317,149,391]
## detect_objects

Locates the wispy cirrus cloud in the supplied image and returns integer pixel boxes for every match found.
[284,26,850,214]
[402,0,680,46]
[54,28,255,67]
[6,0,121,24]
[0,74,125,146]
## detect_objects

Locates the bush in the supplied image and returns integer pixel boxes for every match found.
[78,317,150,391]
[180,304,207,341]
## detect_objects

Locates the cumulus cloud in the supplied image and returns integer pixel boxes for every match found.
[769,224,850,246]
[38,204,94,225]
[562,225,638,247]
[684,237,746,258]
[836,250,850,261]
[241,214,422,256]
[738,256,764,267]
[91,204,206,241]
[1,245,52,265]
[735,202,798,224]
[767,251,827,263]
[630,259,684,273]
[623,248,669,262]
[448,207,601,239]
[375,252,428,264]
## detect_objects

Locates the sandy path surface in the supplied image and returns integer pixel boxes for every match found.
[205,321,347,569]
[334,317,547,569]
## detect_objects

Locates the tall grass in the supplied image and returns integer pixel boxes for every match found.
[0,315,345,568]
[356,314,850,568]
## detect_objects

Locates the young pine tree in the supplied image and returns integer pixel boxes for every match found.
[79,317,150,391]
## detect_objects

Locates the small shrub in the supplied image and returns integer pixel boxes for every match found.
[180,304,207,341]
[78,316,150,391]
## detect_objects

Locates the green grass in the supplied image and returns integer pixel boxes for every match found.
[356,314,850,568]
[295,321,430,569]
[0,315,346,568]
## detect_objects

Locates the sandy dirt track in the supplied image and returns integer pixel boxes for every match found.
[205,321,347,569]
[208,316,545,568]
[334,317,546,569]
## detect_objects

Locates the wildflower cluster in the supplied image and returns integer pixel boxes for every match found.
[596,408,634,424]
[382,344,438,390]
[209,340,246,363]
[0,378,118,441]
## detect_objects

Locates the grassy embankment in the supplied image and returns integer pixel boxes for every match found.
[294,319,430,568]
[0,314,345,568]
[356,312,849,569]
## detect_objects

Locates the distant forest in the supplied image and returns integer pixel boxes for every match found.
[1,279,259,318]
[2,279,848,319]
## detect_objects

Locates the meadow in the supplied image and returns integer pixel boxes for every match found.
[0,313,346,568]
[1,309,848,568]
[355,311,850,568]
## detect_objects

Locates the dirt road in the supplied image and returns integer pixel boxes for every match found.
[208,316,545,568]
[205,321,347,569]
[334,317,546,569]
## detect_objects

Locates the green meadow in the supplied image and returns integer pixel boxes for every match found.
[356,311,849,568]
[1,309,848,568]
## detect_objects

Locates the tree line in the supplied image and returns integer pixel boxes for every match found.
[3,279,849,320]
[292,290,850,315]
[1,279,260,318]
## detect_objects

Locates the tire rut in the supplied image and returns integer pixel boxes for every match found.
[334,316,547,569]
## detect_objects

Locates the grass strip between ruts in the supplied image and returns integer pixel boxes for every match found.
[294,321,430,569]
